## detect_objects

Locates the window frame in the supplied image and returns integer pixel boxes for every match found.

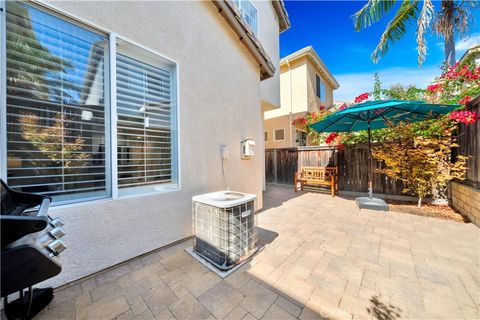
[0,1,181,206]
[234,0,258,36]
[264,130,268,142]
[273,128,285,141]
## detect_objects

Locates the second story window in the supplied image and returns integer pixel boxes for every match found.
[234,0,258,36]
[315,74,326,101]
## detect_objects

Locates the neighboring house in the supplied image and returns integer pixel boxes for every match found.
[263,46,339,148]
[458,43,480,66]
[0,0,289,286]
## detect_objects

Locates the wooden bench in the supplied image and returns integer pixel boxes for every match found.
[294,166,338,196]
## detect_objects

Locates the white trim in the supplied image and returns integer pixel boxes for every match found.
[0,0,7,180]
[109,33,118,199]
[273,128,285,141]
[175,63,182,190]
[32,0,110,35]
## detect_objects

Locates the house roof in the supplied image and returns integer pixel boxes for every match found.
[280,46,340,89]
[458,43,480,65]
[212,0,290,80]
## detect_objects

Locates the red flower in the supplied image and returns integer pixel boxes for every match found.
[338,103,348,111]
[449,110,477,125]
[459,96,472,106]
[337,144,345,151]
[426,83,443,93]
[325,132,339,145]
[319,105,326,111]
[354,93,369,104]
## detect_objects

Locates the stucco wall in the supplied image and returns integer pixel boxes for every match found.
[39,0,272,287]
[306,59,334,110]
[264,114,293,149]
[265,58,308,120]
[257,0,280,109]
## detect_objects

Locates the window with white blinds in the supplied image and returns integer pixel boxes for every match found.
[116,41,177,195]
[5,2,109,203]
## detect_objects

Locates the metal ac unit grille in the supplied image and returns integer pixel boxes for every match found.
[193,200,257,270]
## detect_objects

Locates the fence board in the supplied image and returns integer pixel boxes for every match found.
[457,96,480,188]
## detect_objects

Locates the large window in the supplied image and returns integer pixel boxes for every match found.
[116,40,177,195]
[2,3,178,204]
[233,0,258,36]
[4,2,109,203]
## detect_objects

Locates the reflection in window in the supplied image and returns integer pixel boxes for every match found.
[233,0,258,36]
[5,2,109,203]
[116,40,177,195]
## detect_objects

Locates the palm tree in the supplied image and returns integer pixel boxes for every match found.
[352,0,479,66]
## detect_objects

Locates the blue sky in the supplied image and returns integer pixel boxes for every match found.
[280,1,480,102]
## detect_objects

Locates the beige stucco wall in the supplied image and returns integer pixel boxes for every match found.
[265,58,308,120]
[306,61,334,110]
[264,55,335,148]
[38,0,277,287]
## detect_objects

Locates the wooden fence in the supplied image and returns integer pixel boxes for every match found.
[457,96,480,188]
[267,96,479,196]
[265,145,411,195]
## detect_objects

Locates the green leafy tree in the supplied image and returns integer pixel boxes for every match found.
[352,0,479,66]
[372,119,467,207]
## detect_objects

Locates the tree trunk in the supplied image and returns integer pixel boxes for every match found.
[417,197,422,208]
[442,0,456,66]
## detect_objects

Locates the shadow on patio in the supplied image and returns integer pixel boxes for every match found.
[35,185,479,320]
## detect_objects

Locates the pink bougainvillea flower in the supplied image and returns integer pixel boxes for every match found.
[338,104,348,111]
[354,93,369,104]
[426,83,443,93]
[449,110,477,125]
[458,96,472,106]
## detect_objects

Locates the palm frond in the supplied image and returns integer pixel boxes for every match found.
[371,0,420,63]
[352,0,397,32]
[416,0,434,66]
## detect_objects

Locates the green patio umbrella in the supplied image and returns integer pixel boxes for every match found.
[310,100,459,211]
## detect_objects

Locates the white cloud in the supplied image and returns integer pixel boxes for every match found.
[334,66,441,102]
[455,33,480,54]
[436,33,480,57]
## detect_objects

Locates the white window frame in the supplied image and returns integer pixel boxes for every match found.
[0,1,181,207]
[273,128,285,141]
[234,0,258,36]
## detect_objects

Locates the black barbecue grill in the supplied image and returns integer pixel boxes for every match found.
[1,179,66,320]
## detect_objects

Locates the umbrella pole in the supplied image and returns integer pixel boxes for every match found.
[367,123,373,199]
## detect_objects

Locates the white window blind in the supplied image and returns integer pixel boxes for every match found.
[5,2,109,203]
[116,42,176,193]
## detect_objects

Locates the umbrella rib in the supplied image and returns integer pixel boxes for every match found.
[315,113,349,132]
[347,116,360,132]
[379,114,394,127]
[392,107,432,117]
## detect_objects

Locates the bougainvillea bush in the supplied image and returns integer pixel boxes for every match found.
[291,60,479,205]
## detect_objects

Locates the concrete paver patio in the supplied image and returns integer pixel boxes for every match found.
[37,185,479,319]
